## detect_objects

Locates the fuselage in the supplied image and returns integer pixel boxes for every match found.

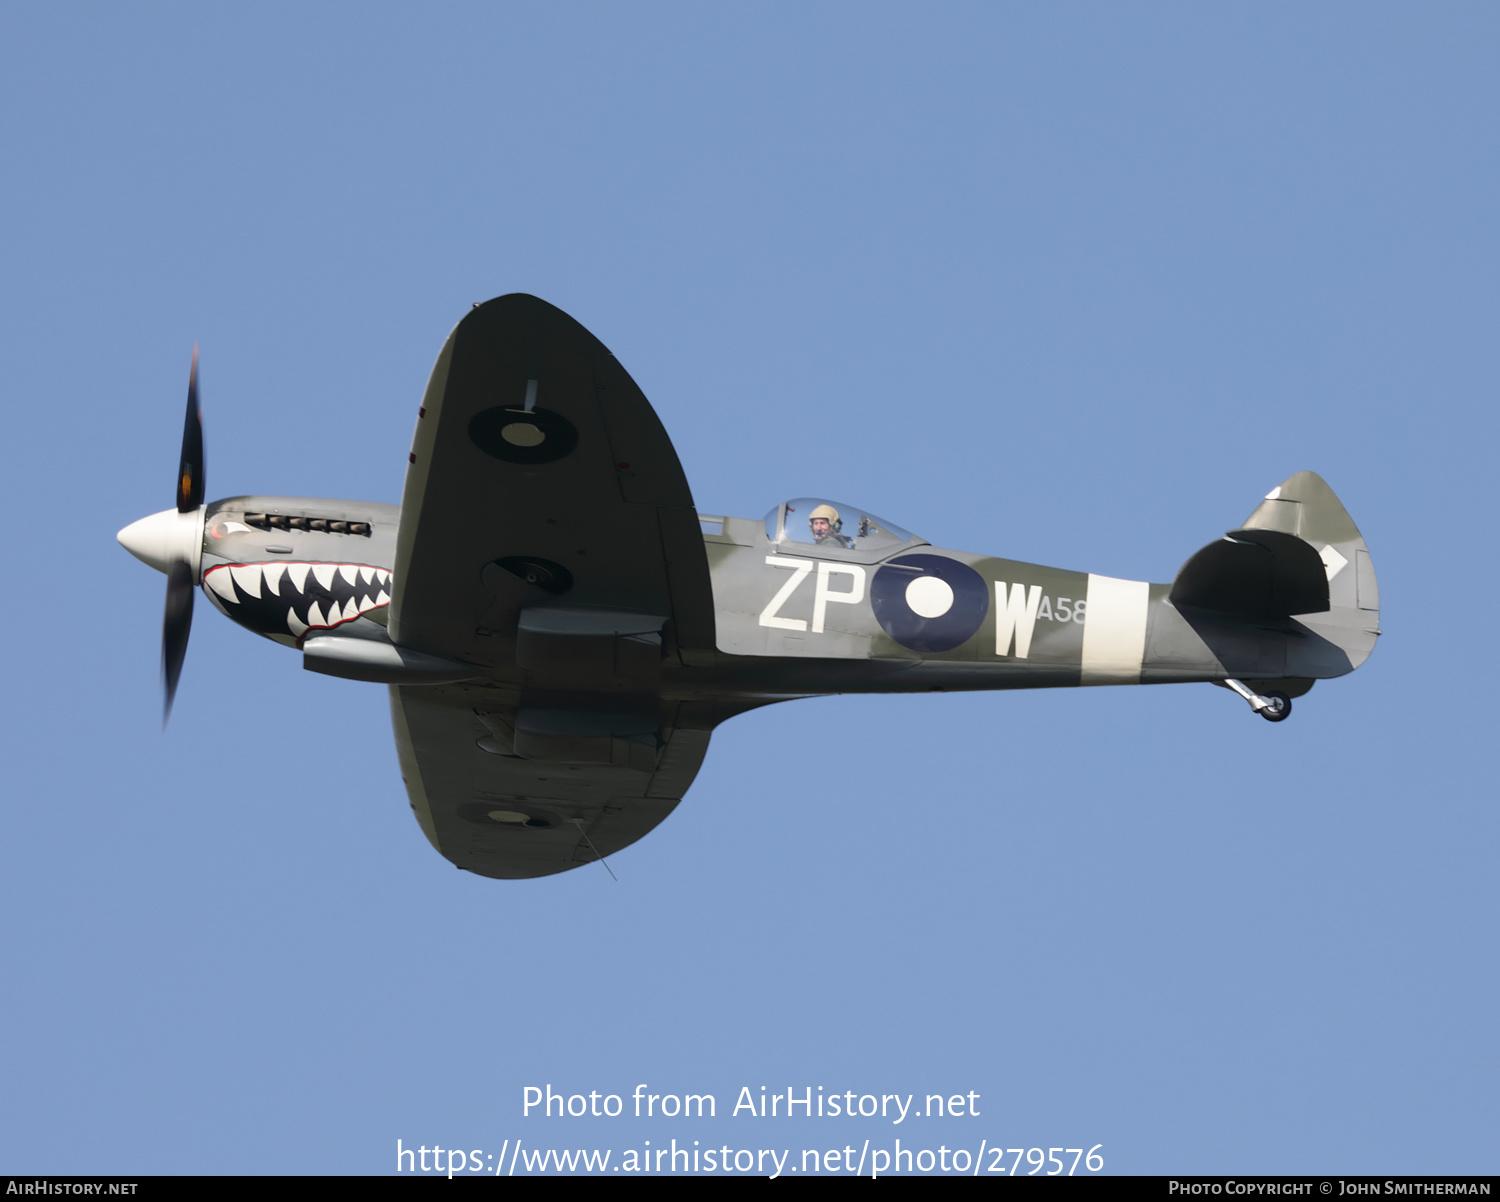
[123,492,1377,707]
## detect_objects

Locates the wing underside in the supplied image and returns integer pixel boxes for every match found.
[389,294,713,666]
[391,685,713,879]
[384,295,718,877]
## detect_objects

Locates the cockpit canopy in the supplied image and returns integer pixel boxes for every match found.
[764,498,919,553]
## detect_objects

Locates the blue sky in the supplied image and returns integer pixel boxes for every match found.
[1,3,1495,1175]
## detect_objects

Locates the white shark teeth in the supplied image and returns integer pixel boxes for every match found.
[208,561,392,639]
[229,563,263,599]
[205,567,239,602]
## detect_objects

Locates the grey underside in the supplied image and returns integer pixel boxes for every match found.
[384,294,728,878]
[389,686,720,880]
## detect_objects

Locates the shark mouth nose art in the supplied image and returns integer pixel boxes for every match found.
[203,562,392,639]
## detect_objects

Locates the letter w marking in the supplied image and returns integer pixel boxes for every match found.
[995,582,1043,658]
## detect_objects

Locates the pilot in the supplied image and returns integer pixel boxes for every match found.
[808,503,854,550]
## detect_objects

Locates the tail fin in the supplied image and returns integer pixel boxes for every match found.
[1242,471,1379,673]
[1162,472,1380,686]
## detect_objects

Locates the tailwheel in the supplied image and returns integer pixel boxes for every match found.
[1258,691,1292,722]
[1224,678,1296,722]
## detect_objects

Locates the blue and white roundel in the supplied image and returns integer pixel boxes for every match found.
[871,554,989,653]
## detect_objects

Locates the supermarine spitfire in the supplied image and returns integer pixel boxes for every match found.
[118,295,1381,879]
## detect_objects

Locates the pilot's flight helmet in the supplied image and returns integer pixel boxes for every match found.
[809,503,841,531]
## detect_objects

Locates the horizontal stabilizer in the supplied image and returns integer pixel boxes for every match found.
[1170,528,1329,618]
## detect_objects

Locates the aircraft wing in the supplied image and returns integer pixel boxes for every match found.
[389,293,714,665]
[390,686,714,879]
[385,294,718,877]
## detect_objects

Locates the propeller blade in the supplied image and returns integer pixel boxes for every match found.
[177,345,204,513]
[162,558,194,725]
[163,345,204,725]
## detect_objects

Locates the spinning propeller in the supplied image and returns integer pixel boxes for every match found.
[164,348,204,723]
[117,348,207,726]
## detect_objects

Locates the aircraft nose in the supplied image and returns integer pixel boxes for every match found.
[117,508,198,575]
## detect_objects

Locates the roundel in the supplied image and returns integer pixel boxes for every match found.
[468,407,579,464]
[871,554,989,653]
